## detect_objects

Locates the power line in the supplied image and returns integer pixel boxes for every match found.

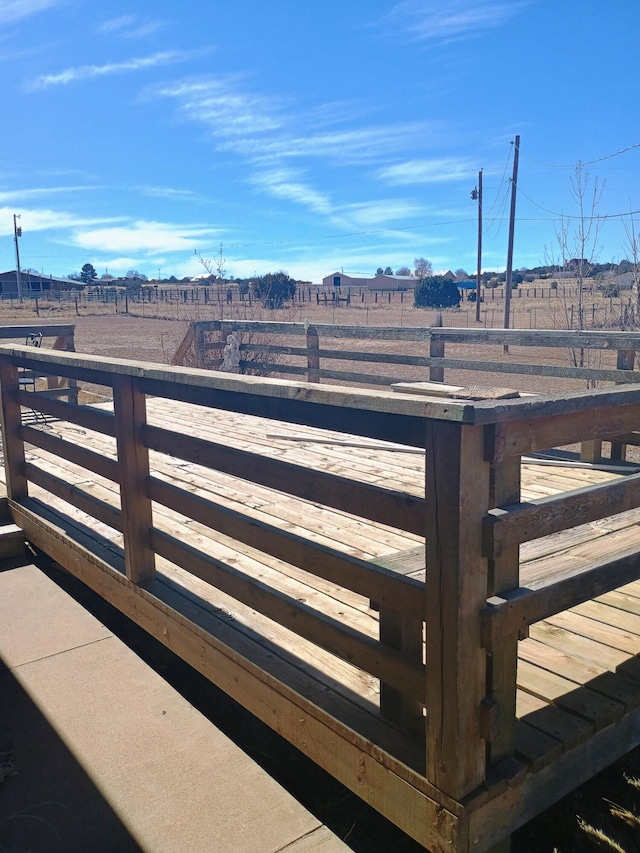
[512,179,640,221]
[522,141,640,169]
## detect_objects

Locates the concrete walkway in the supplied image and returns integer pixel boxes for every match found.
[0,562,351,853]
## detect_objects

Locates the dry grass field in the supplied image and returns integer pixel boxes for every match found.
[3,288,640,851]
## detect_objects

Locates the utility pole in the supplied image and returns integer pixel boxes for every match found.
[503,135,520,352]
[13,214,23,303]
[472,170,483,322]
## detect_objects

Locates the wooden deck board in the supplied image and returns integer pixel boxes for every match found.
[12,397,640,784]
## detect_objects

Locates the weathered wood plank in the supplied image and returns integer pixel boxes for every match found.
[147,477,424,617]
[112,375,155,583]
[151,527,425,698]
[426,421,489,799]
[22,425,119,482]
[482,548,640,647]
[484,471,640,557]
[144,424,425,535]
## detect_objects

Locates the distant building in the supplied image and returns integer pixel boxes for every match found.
[322,272,416,291]
[0,270,82,296]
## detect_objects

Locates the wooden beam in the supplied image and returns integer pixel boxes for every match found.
[0,356,27,501]
[486,456,520,768]
[425,421,490,799]
[113,374,155,583]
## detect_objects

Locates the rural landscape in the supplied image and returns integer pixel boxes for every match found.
[3,270,640,852]
[4,2,640,852]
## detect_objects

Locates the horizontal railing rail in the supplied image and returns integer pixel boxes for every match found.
[183,321,640,392]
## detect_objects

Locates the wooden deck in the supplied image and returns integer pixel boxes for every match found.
[4,330,640,851]
[10,398,640,817]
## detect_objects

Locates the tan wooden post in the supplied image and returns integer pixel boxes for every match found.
[429,332,444,382]
[425,420,490,799]
[113,374,155,584]
[0,356,28,502]
[196,323,207,369]
[306,325,320,383]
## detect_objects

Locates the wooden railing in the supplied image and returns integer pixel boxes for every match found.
[177,321,640,389]
[4,340,640,850]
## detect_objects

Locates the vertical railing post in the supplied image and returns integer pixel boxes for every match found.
[113,374,155,584]
[0,355,28,502]
[425,420,490,799]
[379,604,424,737]
[306,325,320,383]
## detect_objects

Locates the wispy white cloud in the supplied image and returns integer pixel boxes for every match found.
[152,76,433,165]
[378,158,476,185]
[136,185,203,201]
[0,206,123,236]
[341,200,425,227]
[226,124,430,166]
[251,170,333,216]
[0,185,102,203]
[97,15,165,39]
[28,50,203,90]
[72,220,220,254]
[153,77,286,137]
[384,0,529,44]
[0,0,62,26]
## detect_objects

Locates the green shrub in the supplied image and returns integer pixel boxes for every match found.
[414,276,461,309]
[251,272,296,308]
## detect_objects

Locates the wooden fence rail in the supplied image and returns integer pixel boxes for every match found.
[4,335,640,851]
[175,320,640,391]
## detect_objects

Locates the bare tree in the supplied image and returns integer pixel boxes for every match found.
[622,208,640,323]
[414,257,432,279]
[544,163,606,383]
[195,243,226,281]
[395,266,412,276]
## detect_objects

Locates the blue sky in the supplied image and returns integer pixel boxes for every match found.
[1,0,639,282]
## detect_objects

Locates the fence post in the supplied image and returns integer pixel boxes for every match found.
[112,374,155,584]
[0,356,28,501]
[306,325,320,383]
[429,329,445,382]
[611,349,637,460]
[425,421,490,799]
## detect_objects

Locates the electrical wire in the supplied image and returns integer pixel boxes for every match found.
[522,141,640,169]
[512,179,640,221]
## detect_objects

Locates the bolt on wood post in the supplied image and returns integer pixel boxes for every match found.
[425,420,491,799]
[0,356,28,502]
[113,374,155,584]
